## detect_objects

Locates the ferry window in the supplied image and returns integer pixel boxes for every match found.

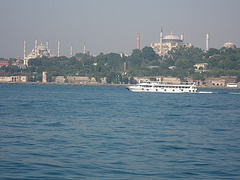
[156,89,158,91]
[164,89,166,91]
[189,90,191,92]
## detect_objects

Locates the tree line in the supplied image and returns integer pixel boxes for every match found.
[1,46,240,83]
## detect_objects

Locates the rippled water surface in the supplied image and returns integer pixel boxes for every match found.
[0,84,240,179]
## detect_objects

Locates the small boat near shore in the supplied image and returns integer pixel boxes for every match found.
[127,81,197,93]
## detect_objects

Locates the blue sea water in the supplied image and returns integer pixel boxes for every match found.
[0,84,240,179]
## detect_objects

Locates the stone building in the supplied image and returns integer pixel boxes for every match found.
[206,77,236,87]
[67,76,97,84]
[0,76,27,83]
[150,27,192,55]
[52,76,65,83]
[42,72,47,83]
[206,78,226,87]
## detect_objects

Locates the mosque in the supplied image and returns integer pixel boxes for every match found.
[23,39,79,66]
[150,27,192,56]
[24,40,58,66]
[223,41,236,49]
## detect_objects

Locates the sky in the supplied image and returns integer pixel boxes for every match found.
[0,0,240,58]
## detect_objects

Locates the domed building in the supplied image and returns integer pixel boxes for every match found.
[26,41,54,60]
[150,28,192,55]
[24,40,55,66]
[163,33,183,43]
[223,41,236,49]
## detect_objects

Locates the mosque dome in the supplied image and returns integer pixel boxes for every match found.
[223,41,236,49]
[163,32,182,43]
[38,43,47,50]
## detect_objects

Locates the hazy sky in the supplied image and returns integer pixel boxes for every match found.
[0,0,240,58]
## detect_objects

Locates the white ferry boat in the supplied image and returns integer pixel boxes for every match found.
[226,83,238,88]
[127,81,197,93]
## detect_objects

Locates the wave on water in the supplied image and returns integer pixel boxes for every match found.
[44,122,65,127]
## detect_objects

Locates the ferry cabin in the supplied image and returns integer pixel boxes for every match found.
[128,82,197,93]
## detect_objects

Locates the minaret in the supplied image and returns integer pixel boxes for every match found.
[58,40,60,57]
[24,40,27,66]
[35,39,38,56]
[70,43,73,57]
[137,32,140,50]
[160,25,163,55]
[24,40,26,60]
[46,41,49,49]
[84,41,86,54]
[181,32,184,41]
[206,32,210,52]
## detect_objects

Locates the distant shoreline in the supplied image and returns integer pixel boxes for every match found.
[0,82,127,88]
[1,82,240,90]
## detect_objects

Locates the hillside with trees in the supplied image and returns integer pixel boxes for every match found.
[1,46,240,83]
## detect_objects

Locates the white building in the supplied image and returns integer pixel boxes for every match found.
[24,40,55,66]
[0,76,27,83]
[223,41,236,49]
[150,27,192,56]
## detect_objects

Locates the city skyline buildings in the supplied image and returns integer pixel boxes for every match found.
[18,30,239,60]
[23,30,220,61]
[23,39,87,60]
[1,0,240,59]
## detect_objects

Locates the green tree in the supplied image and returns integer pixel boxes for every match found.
[175,59,192,70]
[192,73,205,80]
[205,48,220,58]
[129,77,137,84]
[131,49,142,58]
[236,74,240,82]
[142,46,157,61]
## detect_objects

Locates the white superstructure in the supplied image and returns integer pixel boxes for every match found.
[226,83,237,88]
[127,81,197,93]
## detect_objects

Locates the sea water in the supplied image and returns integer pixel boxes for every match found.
[0,84,240,179]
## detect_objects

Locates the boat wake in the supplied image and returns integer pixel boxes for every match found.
[198,91,213,94]
[229,92,240,95]
[198,91,240,94]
